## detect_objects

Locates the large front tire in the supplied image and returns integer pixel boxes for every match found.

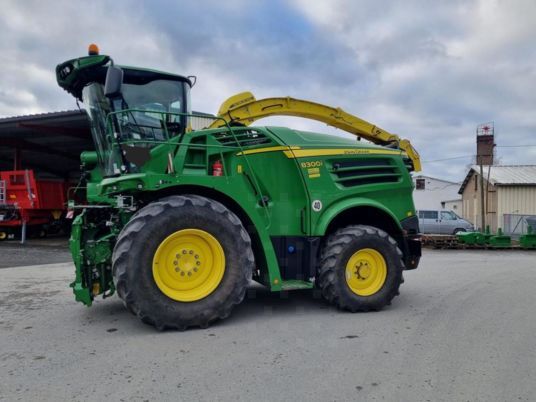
[317,225,404,312]
[112,195,254,330]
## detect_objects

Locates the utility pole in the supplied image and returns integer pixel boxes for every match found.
[479,163,485,231]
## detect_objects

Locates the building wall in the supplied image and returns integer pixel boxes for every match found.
[412,176,461,210]
[497,186,536,229]
[442,199,462,213]
[461,173,499,231]
[461,171,536,231]
[487,183,498,231]
[462,174,479,227]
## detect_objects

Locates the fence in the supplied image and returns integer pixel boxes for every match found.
[503,214,536,238]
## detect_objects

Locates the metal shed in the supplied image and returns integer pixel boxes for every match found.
[0,110,91,178]
[0,110,92,242]
[458,165,536,233]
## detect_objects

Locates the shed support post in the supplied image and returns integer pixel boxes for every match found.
[20,221,27,245]
[479,164,485,231]
[14,147,22,170]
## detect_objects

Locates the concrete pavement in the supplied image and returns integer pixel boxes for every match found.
[0,250,535,401]
[0,238,70,268]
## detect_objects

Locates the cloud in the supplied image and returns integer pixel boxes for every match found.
[289,0,536,176]
[0,0,535,181]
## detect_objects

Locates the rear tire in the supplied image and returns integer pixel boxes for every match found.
[112,195,254,330]
[317,225,404,312]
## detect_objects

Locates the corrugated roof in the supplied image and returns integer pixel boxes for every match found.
[0,109,85,123]
[459,165,536,194]
[473,165,536,185]
[0,109,91,178]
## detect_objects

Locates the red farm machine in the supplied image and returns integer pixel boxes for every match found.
[0,169,68,242]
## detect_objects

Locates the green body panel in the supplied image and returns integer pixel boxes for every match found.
[56,54,192,99]
[58,53,417,305]
[69,213,92,305]
[315,197,403,235]
[56,55,110,99]
[70,123,415,296]
[262,128,414,235]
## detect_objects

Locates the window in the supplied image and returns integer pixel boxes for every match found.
[416,178,425,190]
[418,210,438,219]
[441,211,456,220]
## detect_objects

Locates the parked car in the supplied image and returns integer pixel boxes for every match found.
[417,210,474,234]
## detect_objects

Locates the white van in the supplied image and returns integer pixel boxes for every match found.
[417,210,474,235]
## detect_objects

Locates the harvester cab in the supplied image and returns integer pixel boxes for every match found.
[56,45,421,330]
[57,45,192,177]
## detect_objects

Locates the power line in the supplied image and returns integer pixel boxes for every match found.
[422,144,536,163]
[421,155,474,163]
[496,145,536,148]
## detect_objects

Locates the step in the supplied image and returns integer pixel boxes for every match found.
[280,280,313,290]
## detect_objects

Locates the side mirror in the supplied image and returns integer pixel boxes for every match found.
[104,65,123,98]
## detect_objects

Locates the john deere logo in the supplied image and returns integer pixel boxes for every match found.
[312,200,322,212]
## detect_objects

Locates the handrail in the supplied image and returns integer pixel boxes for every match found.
[102,109,272,223]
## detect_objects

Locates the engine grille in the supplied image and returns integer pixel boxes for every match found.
[330,158,401,188]
[213,129,272,147]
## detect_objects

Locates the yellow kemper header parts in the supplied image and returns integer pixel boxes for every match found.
[211,92,421,171]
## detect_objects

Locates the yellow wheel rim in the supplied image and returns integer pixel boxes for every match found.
[345,248,387,296]
[152,229,225,302]
[0,232,6,240]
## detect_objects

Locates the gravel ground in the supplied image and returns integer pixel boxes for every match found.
[0,249,535,401]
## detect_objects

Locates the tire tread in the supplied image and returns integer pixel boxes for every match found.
[112,195,254,330]
[317,225,405,312]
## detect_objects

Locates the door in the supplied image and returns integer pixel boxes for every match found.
[418,210,439,234]
[439,210,457,234]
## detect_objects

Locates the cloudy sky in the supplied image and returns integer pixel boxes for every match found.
[1,0,535,181]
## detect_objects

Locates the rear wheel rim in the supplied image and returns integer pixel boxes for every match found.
[152,229,225,302]
[345,248,387,296]
[0,232,6,240]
